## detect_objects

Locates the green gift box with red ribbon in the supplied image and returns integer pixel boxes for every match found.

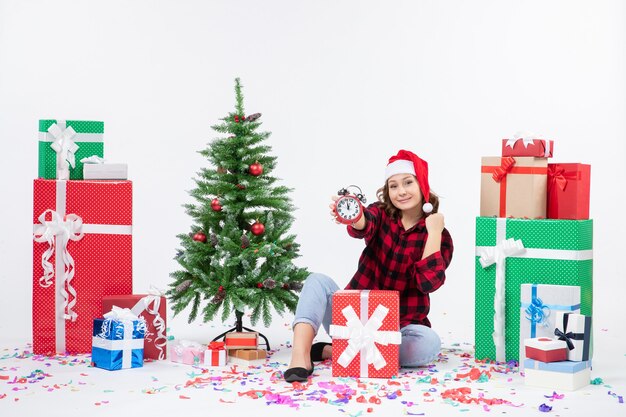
[547,163,591,220]
[474,217,593,363]
[480,156,548,219]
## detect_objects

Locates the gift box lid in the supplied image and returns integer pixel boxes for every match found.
[524,337,568,351]
[524,359,591,373]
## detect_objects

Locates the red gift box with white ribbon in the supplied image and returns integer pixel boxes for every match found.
[102,293,167,360]
[330,290,401,378]
[32,179,133,354]
[501,137,554,158]
[524,337,568,363]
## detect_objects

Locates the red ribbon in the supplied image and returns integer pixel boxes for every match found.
[491,157,516,183]
[208,341,225,350]
[548,166,568,191]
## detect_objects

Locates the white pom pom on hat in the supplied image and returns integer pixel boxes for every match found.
[385,149,432,213]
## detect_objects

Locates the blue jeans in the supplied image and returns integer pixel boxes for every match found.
[292,272,441,367]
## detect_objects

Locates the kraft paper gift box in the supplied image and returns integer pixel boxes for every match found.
[474,217,593,363]
[547,163,591,220]
[83,163,128,180]
[519,284,581,369]
[102,294,167,360]
[524,337,568,363]
[480,156,548,219]
[224,332,258,350]
[554,312,592,362]
[501,137,554,158]
[38,119,104,180]
[169,340,205,365]
[91,308,145,371]
[204,341,227,366]
[228,349,267,361]
[32,179,133,354]
[524,359,591,391]
[329,290,401,378]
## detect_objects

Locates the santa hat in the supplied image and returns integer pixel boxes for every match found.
[385,149,433,213]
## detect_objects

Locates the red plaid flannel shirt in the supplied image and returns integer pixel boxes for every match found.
[345,203,454,328]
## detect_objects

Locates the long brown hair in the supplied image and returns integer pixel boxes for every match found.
[376,178,440,219]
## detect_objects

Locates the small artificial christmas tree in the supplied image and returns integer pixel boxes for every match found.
[168,78,309,333]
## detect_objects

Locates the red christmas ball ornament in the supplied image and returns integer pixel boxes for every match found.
[236,184,246,190]
[234,115,240,123]
[283,283,289,289]
[248,161,263,176]
[193,232,207,243]
[250,221,265,236]
[211,198,222,211]
[218,286,224,292]
[257,282,263,288]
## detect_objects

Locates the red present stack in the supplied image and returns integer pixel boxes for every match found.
[102,294,167,360]
[329,290,401,378]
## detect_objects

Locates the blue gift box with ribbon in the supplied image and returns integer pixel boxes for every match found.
[92,307,146,371]
[519,284,580,369]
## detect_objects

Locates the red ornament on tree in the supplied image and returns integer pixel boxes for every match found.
[211,198,222,211]
[257,282,263,288]
[248,161,263,176]
[218,286,224,292]
[193,232,207,243]
[234,115,240,123]
[251,221,265,236]
[236,184,246,190]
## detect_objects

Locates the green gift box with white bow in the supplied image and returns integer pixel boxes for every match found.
[38,119,104,180]
[474,217,593,363]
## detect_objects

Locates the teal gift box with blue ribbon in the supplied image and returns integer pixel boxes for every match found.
[475,217,593,363]
[519,284,581,369]
[92,310,145,371]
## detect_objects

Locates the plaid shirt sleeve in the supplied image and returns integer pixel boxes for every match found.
[411,227,454,293]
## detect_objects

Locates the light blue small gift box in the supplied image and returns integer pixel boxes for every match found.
[92,316,145,371]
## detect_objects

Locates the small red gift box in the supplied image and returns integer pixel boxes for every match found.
[524,337,568,363]
[224,332,258,349]
[329,290,401,378]
[502,138,554,158]
[102,294,167,360]
[547,163,591,220]
[32,179,133,354]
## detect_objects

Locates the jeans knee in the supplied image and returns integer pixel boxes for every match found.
[399,326,441,367]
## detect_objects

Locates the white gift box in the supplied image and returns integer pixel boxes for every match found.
[554,312,592,361]
[519,284,580,370]
[83,163,128,179]
[524,359,591,391]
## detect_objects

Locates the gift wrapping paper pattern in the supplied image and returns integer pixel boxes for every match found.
[330,290,401,378]
[474,217,593,362]
[32,179,133,354]
[38,120,104,180]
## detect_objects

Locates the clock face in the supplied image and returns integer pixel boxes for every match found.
[336,196,362,221]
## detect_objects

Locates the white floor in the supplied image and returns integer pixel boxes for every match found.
[1,320,624,417]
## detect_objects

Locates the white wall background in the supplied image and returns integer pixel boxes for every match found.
[1,0,624,345]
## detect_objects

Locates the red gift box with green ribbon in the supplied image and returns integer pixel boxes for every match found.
[547,163,591,220]
[32,179,133,354]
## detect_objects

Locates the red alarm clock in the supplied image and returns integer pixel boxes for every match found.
[334,185,367,225]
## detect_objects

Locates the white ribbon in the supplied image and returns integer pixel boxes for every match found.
[33,209,84,322]
[329,291,401,376]
[130,287,167,360]
[80,155,106,164]
[475,218,593,362]
[48,120,79,180]
[505,132,546,153]
[477,237,525,362]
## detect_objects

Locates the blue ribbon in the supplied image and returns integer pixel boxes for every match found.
[521,284,580,338]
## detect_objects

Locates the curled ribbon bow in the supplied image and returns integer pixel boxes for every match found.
[524,296,550,328]
[33,209,84,321]
[48,121,79,180]
[492,157,516,183]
